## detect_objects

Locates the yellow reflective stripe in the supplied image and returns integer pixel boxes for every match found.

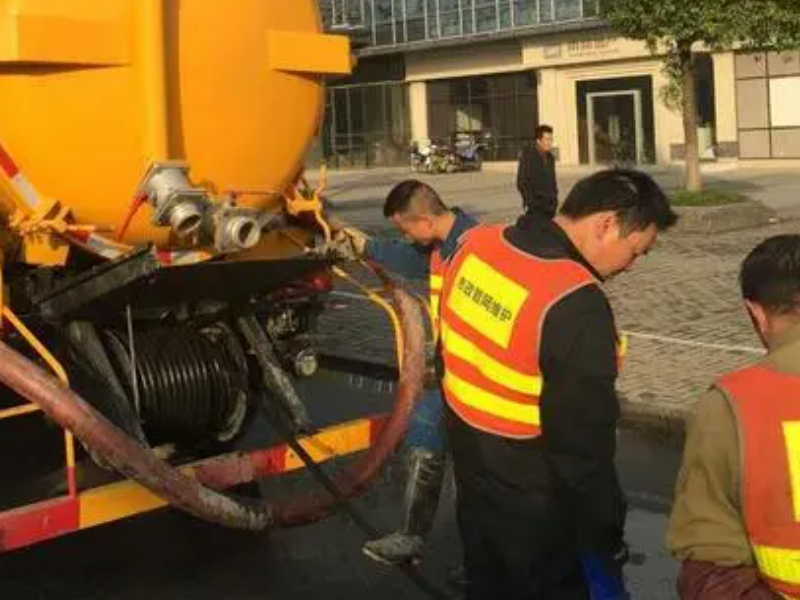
[618,334,629,358]
[79,479,169,528]
[444,371,540,426]
[442,323,542,396]
[430,294,440,318]
[754,545,800,586]
[430,274,443,291]
[784,422,800,522]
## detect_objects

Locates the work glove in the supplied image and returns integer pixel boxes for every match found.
[330,227,370,260]
[580,546,630,600]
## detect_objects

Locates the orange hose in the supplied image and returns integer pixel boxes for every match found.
[115,193,147,242]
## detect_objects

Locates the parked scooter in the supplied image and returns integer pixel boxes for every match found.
[410,134,487,174]
[450,133,485,172]
[409,140,431,172]
[410,140,450,174]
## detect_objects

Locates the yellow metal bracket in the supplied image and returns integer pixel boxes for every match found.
[266,30,353,76]
[0,12,129,65]
[7,197,107,266]
[284,168,332,244]
[8,198,70,266]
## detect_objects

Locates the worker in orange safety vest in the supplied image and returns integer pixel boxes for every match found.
[668,234,800,600]
[332,180,478,566]
[439,169,677,599]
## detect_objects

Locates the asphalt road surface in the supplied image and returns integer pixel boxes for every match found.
[0,365,683,600]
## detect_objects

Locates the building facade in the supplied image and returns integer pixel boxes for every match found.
[320,1,800,167]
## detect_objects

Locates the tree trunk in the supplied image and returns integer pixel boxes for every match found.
[680,44,702,192]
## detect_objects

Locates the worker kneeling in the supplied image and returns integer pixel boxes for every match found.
[669,235,800,599]
[440,170,677,599]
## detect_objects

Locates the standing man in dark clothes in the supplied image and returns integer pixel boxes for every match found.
[517,124,558,217]
[332,180,477,566]
[439,169,678,599]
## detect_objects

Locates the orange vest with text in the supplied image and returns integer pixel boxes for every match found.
[717,366,800,600]
[439,224,598,439]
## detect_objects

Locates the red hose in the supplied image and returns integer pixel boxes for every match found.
[0,282,425,530]
[273,273,426,525]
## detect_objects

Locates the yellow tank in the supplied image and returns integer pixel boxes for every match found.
[0,0,350,250]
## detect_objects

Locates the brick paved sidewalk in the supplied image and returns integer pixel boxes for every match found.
[317,167,798,425]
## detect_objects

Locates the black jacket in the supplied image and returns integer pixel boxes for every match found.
[445,212,626,557]
[516,145,558,218]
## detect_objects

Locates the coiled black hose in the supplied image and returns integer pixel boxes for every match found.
[105,326,248,445]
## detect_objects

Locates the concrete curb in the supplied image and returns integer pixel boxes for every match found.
[619,398,688,441]
[673,199,778,234]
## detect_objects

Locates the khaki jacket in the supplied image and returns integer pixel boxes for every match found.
[667,321,800,599]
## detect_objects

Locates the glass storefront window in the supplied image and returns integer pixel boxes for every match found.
[427,71,539,160]
[324,83,411,168]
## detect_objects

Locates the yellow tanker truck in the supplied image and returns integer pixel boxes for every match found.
[0,0,424,553]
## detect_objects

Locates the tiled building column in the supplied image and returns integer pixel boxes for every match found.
[712,51,739,159]
[409,81,428,143]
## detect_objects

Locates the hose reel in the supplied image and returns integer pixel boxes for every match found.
[104,323,250,446]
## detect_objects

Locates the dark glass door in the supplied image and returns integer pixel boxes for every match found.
[588,91,641,164]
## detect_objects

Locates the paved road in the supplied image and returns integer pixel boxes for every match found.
[318,165,800,420]
[0,367,681,600]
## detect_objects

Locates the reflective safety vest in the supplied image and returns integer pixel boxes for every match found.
[717,366,800,600]
[429,249,445,339]
[439,224,598,439]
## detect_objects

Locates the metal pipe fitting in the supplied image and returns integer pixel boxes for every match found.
[220,214,261,250]
[167,200,205,237]
[139,162,210,238]
[202,206,270,253]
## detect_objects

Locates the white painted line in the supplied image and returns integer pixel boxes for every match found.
[333,292,766,355]
[622,331,764,355]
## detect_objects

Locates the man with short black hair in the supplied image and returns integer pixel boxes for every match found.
[517,124,558,218]
[668,235,800,600]
[333,179,477,566]
[440,169,677,599]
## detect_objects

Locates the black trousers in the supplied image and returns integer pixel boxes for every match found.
[455,481,589,600]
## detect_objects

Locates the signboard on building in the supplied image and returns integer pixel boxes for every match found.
[523,33,650,68]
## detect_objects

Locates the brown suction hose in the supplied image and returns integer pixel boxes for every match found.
[0,280,425,530]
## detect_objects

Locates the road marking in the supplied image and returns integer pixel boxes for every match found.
[332,292,765,355]
[622,331,764,355]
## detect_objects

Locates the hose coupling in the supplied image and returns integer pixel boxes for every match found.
[139,162,210,237]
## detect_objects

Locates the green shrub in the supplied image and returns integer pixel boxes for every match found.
[670,189,749,207]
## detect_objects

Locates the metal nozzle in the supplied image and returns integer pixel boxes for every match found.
[139,162,210,238]
[167,201,204,237]
[221,215,261,250]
